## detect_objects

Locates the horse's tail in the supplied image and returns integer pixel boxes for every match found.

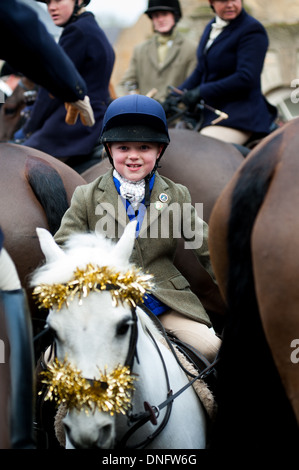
[25,157,69,235]
[226,133,281,317]
[211,130,299,448]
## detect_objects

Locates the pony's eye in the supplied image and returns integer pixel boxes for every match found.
[116,319,132,337]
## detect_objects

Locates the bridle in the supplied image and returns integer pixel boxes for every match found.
[33,272,218,449]
[115,304,218,449]
[116,304,174,449]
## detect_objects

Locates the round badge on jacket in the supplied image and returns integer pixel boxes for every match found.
[159,193,168,202]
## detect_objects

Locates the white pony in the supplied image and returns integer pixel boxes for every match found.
[31,222,207,449]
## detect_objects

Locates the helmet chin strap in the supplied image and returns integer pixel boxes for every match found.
[60,0,84,27]
[105,144,166,208]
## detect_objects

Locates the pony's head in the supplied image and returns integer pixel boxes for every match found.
[31,221,154,448]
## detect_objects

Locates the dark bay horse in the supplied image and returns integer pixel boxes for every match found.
[82,128,244,326]
[208,117,299,448]
[0,143,85,315]
[0,143,85,449]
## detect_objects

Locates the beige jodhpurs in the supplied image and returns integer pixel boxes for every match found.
[159,310,221,363]
[200,125,252,145]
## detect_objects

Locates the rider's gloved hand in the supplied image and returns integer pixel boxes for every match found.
[65,95,95,126]
[162,93,180,114]
[181,87,201,108]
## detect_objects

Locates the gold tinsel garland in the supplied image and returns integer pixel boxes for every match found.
[41,358,136,415]
[33,263,154,311]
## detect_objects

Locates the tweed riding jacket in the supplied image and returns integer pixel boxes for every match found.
[54,170,215,326]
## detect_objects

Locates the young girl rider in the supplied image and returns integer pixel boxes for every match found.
[54,95,221,362]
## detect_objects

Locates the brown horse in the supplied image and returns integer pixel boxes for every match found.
[0,143,86,449]
[0,143,85,317]
[208,117,299,448]
[82,128,244,327]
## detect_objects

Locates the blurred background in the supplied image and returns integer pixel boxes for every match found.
[16,0,299,121]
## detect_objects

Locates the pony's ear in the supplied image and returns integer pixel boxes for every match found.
[36,227,65,263]
[112,221,137,263]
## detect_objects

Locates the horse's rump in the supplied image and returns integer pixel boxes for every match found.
[0,144,86,318]
[209,123,299,448]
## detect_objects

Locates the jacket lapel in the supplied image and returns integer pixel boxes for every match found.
[206,8,246,51]
[95,170,128,238]
[147,38,160,70]
[138,174,171,237]
[159,35,182,72]
[146,34,183,72]
[95,171,171,239]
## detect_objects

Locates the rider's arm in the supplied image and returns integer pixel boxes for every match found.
[177,184,216,283]
[116,48,140,97]
[0,0,94,125]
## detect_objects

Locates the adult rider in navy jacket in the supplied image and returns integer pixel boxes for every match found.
[23,0,115,172]
[165,0,277,145]
[0,0,94,124]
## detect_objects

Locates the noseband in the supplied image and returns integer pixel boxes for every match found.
[118,305,219,449]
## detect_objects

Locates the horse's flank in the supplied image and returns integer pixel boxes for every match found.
[209,118,299,448]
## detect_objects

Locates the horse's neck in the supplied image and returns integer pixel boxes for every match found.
[133,319,188,404]
[115,314,207,449]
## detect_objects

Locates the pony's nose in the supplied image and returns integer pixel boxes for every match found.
[64,422,114,449]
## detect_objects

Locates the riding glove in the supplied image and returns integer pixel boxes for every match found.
[162,93,180,114]
[65,95,95,127]
[181,87,201,108]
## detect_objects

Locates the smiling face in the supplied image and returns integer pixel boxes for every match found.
[209,0,243,21]
[109,142,163,182]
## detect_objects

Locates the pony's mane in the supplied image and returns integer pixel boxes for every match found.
[30,231,134,287]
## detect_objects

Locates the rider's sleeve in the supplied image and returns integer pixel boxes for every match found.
[175,184,216,282]
[54,185,90,247]
[0,0,87,102]
[116,45,140,97]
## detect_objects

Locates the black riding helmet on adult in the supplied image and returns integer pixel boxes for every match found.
[35,0,90,26]
[145,0,182,22]
[145,0,182,35]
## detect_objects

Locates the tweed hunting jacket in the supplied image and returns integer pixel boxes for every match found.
[54,170,214,326]
[116,31,197,103]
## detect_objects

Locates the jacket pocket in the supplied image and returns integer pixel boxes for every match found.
[168,275,190,290]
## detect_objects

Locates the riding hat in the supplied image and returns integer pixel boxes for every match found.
[101,95,170,207]
[100,95,170,160]
[34,0,90,26]
[145,0,182,21]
